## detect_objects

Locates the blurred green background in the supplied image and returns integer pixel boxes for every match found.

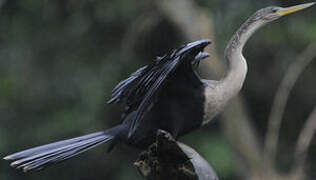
[0,0,315,179]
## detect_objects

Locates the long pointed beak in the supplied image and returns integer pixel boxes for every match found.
[279,2,315,16]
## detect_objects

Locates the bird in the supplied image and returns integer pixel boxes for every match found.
[4,2,314,172]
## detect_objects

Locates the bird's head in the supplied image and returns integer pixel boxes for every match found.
[225,2,315,53]
[253,2,315,23]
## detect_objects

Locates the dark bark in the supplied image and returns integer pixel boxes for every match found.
[134,130,218,180]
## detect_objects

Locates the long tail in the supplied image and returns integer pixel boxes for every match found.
[4,125,122,172]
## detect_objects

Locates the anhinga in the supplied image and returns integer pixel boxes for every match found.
[4,2,314,172]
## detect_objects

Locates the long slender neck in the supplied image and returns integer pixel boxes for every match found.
[218,15,265,101]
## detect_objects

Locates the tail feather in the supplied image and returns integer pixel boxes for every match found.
[3,126,121,172]
[4,131,105,160]
[17,136,111,172]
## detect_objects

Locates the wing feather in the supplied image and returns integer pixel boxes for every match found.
[128,57,181,137]
[108,39,210,137]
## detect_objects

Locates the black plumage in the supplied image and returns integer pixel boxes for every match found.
[4,39,211,172]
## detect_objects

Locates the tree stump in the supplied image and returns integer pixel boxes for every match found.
[134,130,218,180]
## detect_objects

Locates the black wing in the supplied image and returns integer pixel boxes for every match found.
[108,39,211,137]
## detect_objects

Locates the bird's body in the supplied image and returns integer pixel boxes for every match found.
[109,40,210,148]
[4,2,314,172]
[117,69,206,147]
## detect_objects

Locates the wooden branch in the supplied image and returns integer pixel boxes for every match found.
[263,44,316,168]
[293,106,316,172]
[135,130,218,180]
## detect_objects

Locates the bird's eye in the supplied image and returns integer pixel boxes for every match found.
[272,8,278,13]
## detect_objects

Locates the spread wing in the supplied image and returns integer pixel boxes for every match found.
[108,39,211,137]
